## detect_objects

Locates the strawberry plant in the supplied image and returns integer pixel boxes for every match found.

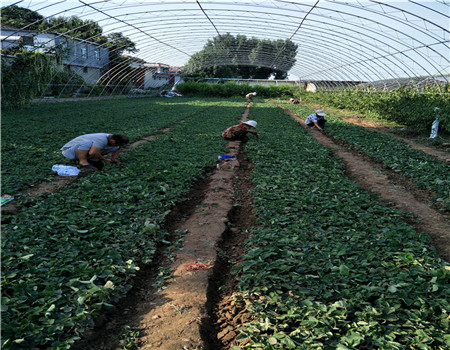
[232,101,449,349]
[295,86,450,134]
[1,97,225,196]
[279,102,450,210]
[1,98,244,348]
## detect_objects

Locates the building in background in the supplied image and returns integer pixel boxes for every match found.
[1,24,109,85]
[144,62,176,89]
[121,56,182,90]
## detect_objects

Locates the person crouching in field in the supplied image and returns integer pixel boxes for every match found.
[61,133,129,171]
[305,109,327,131]
[246,92,256,103]
[222,120,259,142]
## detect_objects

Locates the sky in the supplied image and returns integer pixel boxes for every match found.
[2,0,449,82]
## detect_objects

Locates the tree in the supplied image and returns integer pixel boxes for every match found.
[1,5,139,101]
[40,16,104,43]
[0,5,44,30]
[104,32,138,62]
[1,51,60,108]
[183,33,298,79]
[1,5,138,71]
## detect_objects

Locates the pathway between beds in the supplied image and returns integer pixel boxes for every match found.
[275,102,450,262]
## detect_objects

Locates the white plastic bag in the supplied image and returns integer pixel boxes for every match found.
[430,118,439,139]
[430,107,440,139]
[52,165,80,176]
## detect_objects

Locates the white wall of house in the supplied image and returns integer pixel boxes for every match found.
[144,65,175,88]
[144,71,171,88]
[66,65,103,85]
[1,26,109,85]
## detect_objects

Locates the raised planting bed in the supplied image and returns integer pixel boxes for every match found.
[1,98,245,349]
[231,101,449,349]
[279,102,450,211]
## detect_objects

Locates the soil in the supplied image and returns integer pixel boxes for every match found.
[274,102,450,263]
[0,127,173,218]
[4,100,449,349]
[70,104,255,349]
[340,115,450,164]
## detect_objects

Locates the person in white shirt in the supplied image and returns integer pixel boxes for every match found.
[61,133,129,170]
[245,92,257,103]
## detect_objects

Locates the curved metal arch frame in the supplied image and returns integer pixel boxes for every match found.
[52,19,413,85]
[40,13,412,82]
[79,3,450,82]
[2,0,449,96]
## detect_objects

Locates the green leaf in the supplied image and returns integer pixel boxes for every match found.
[45,304,56,317]
[268,337,277,345]
[388,285,398,293]
[20,254,34,260]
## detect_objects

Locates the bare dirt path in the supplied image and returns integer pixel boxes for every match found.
[341,115,450,163]
[72,105,254,349]
[133,139,240,350]
[7,100,448,349]
[130,108,253,349]
[276,103,450,262]
[300,101,449,163]
[391,135,450,163]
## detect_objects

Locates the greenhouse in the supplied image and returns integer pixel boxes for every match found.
[1,0,449,96]
[1,1,449,349]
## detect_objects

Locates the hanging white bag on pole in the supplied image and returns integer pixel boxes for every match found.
[429,107,440,139]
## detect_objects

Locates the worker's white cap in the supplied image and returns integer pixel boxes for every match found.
[252,92,257,95]
[243,120,257,128]
[316,109,326,117]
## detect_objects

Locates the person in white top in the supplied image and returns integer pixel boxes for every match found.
[245,92,257,103]
[61,133,129,170]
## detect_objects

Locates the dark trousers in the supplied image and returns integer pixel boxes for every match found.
[69,155,104,170]
[226,130,248,141]
[306,119,326,129]
[88,158,104,170]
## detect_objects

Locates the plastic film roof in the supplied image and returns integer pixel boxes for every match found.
[2,0,450,87]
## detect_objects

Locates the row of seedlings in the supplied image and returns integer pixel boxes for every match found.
[2,97,219,196]
[230,101,449,349]
[1,98,245,349]
[278,102,450,211]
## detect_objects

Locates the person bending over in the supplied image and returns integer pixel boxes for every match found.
[305,109,327,131]
[61,133,129,171]
[222,120,258,142]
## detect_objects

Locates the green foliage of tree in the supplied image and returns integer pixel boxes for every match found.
[1,51,60,108]
[1,5,137,64]
[183,33,297,79]
[40,16,105,43]
[104,32,138,64]
[1,5,139,101]
[0,5,43,30]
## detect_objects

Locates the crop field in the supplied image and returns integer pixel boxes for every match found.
[1,97,449,349]
[277,101,450,212]
[230,102,449,349]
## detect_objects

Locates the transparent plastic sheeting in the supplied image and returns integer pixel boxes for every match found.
[1,0,449,95]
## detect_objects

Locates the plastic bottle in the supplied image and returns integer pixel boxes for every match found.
[218,154,236,160]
